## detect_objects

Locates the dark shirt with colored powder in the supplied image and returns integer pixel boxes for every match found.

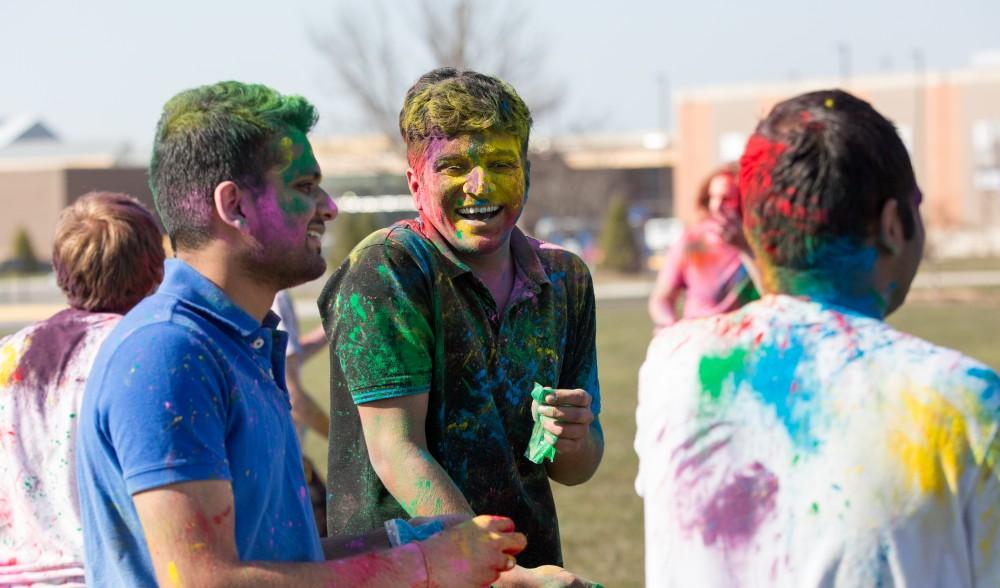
[320,219,601,567]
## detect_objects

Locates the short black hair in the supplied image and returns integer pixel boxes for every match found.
[739,89,918,268]
[149,81,318,251]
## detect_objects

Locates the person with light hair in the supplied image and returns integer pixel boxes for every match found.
[321,68,603,587]
[0,191,165,586]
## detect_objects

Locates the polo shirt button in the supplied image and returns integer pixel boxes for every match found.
[251,337,265,350]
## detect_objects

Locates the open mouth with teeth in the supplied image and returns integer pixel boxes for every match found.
[455,204,503,222]
[306,227,324,241]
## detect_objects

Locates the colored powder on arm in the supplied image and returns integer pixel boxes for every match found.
[525,382,557,464]
[167,561,181,587]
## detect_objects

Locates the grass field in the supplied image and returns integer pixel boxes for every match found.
[298,297,1000,587]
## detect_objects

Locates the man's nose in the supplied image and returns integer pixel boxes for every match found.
[464,168,486,195]
[319,190,337,221]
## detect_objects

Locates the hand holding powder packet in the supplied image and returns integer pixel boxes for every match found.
[525,382,558,464]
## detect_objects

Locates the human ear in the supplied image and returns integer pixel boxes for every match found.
[877,198,905,257]
[405,168,424,212]
[213,181,248,231]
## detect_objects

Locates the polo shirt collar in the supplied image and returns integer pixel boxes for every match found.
[413,217,551,291]
[159,259,280,337]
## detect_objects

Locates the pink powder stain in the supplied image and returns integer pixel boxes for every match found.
[693,462,779,549]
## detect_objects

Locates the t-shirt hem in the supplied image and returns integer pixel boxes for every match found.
[352,384,431,405]
[125,462,233,495]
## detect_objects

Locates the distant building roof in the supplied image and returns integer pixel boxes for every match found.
[0,114,59,148]
[0,140,149,172]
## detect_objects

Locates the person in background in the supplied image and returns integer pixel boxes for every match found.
[76,80,525,587]
[635,89,1000,586]
[0,191,165,586]
[270,288,329,534]
[647,164,759,329]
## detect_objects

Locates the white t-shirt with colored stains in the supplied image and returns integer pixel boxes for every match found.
[635,295,1000,587]
[0,308,120,587]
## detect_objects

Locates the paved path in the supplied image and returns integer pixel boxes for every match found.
[3,269,1000,332]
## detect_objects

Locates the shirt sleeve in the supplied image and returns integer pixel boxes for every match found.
[558,255,601,416]
[966,369,1000,583]
[99,323,232,495]
[271,291,302,358]
[656,230,689,293]
[320,239,434,405]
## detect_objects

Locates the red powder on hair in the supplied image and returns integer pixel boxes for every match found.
[739,134,788,205]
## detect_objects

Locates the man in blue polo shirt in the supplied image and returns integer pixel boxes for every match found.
[76,81,525,587]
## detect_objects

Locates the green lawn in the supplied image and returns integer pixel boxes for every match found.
[296,297,1000,587]
[921,256,1000,272]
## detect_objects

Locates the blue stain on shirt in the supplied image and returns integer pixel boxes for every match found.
[749,338,820,450]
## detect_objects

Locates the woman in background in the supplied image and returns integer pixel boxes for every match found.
[648,164,759,329]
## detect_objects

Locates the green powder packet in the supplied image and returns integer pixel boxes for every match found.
[525,382,557,464]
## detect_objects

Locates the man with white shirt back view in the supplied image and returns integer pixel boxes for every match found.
[636,89,1000,587]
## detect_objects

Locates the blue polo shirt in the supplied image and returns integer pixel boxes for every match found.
[76,259,323,586]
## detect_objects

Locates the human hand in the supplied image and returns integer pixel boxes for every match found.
[495,564,603,587]
[419,515,526,588]
[532,388,595,455]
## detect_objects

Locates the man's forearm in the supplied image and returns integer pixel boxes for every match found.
[648,290,679,327]
[188,543,428,587]
[291,392,330,438]
[299,325,328,360]
[372,442,474,517]
[321,527,391,560]
[286,361,331,438]
[546,424,604,486]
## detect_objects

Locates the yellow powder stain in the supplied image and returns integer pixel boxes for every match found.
[189,542,207,551]
[0,335,29,385]
[537,347,559,363]
[275,136,294,173]
[167,561,182,587]
[889,390,967,495]
[445,420,471,434]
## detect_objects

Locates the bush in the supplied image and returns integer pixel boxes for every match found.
[11,226,37,266]
[598,195,642,273]
[0,227,49,276]
[328,212,384,269]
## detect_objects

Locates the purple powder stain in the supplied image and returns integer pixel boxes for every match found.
[692,462,779,549]
[15,308,101,389]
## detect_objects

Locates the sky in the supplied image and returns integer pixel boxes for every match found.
[2,0,999,147]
